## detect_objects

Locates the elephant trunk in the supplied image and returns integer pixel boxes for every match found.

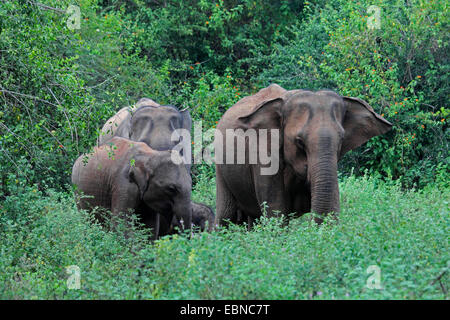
[173,199,192,232]
[309,140,340,224]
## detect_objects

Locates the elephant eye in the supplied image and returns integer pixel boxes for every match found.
[296,136,306,149]
[167,185,179,195]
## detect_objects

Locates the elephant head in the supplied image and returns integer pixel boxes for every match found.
[128,149,192,230]
[128,105,191,152]
[189,202,215,232]
[161,201,215,235]
[238,90,392,221]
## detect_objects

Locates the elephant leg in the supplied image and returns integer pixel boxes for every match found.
[215,166,238,227]
[236,209,245,225]
[235,209,253,230]
[247,215,255,230]
[253,166,287,218]
[110,186,140,236]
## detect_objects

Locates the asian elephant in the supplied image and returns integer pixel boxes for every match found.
[99,98,158,145]
[98,98,192,160]
[72,137,192,239]
[160,202,215,235]
[191,202,215,232]
[215,84,392,226]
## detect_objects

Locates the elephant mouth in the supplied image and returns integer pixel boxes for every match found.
[287,162,308,181]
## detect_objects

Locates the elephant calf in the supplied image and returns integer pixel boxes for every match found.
[191,202,215,232]
[161,201,215,235]
[72,137,192,239]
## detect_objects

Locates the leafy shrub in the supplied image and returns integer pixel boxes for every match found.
[173,68,243,185]
[103,0,307,80]
[0,183,159,299]
[1,175,448,299]
[176,68,240,127]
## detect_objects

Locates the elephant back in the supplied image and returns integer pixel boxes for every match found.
[217,83,287,130]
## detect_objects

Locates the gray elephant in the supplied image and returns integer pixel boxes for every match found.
[159,201,215,235]
[98,98,192,157]
[98,97,200,235]
[191,202,215,232]
[72,137,192,239]
[215,84,392,226]
[98,98,159,145]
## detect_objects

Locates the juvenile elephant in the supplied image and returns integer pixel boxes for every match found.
[191,202,215,232]
[98,98,192,158]
[160,202,215,235]
[72,137,192,239]
[215,84,392,226]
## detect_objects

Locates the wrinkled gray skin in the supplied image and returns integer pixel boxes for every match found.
[98,98,194,235]
[163,202,215,234]
[215,84,392,227]
[98,98,192,156]
[98,98,159,145]
[72,137,192,239]
[99,98,197,235]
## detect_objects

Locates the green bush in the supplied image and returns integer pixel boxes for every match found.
[0,182,158,299]
[102,0,307,80]
[175,68,240,127]
[1,175,448,299]
[153,175,449,299]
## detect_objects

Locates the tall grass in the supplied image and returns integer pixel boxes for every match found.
[0,175,448,299]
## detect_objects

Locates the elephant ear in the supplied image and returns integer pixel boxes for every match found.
[341,97,393,156]
[180,108,192,132]
[237,97,284,129]
[178,108,192,171]
[128,159,151,199]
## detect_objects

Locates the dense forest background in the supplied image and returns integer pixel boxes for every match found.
[0,0,448,194]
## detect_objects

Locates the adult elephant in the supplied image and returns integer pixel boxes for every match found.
[98,98,192,159]
[98,98,159,145]
[215,84,392,226]
[72,137,192,239]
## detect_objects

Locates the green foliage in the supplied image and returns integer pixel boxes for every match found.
[103,0,307,80]
[191,164,216,210]
[0,183,159,299]
[1,176,448,299]
[176,68,240,127]
[154,175,449,299]
[173,68,242,184]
